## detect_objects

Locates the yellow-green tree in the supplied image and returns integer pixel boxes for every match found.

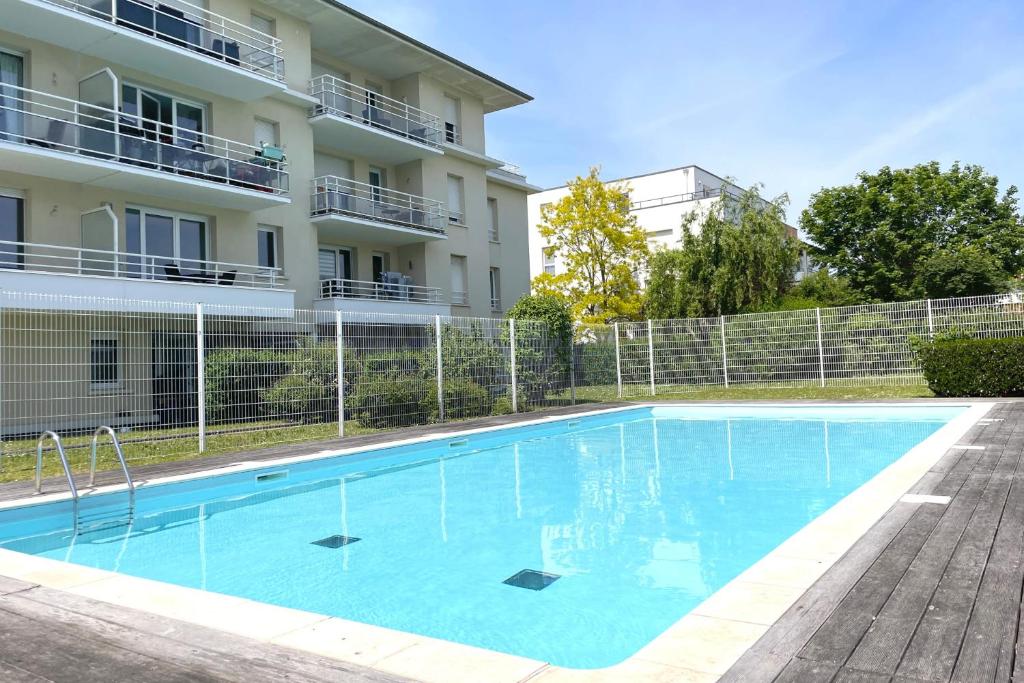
[532,168,649,323]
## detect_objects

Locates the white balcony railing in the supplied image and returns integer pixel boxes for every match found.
[443,121,462,146]
[310,176,447,235]
[630,187,739,210]
[0,240,284,288]
[36,0,284,81]
[0,83,289,196]
[490,297,501,312]
[447,209,465,226]
[452,290,468,306]
[320,277,442,304]
[309,75,442,147]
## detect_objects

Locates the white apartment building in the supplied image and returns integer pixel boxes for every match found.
[0,0,541,434]
[527,165,809,280]
[0,0,539,318]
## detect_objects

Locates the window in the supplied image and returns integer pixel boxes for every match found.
[450,255,467,305]
[368,167,386,203]
[121,83,206,148]
[372,251,390,282]
[0,50,24,141]
[542,247,556,275]
[257,225,280,269]
[447,175,464,224]
[126,207,209,277]
[250,12,275,36]
[0,188,24,269]
[487,197,499,242]
[254,118,279,148]
[489,267,501,311]
[443,94,460,144]
[90,336,119,389]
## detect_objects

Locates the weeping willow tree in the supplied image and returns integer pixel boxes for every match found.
[645,185,798,318]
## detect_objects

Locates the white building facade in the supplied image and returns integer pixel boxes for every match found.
[527,165,808,280]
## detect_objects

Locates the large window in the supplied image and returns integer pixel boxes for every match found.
[126,207,209,279]
[257,225,280,270]
[0,49,24,142]
[487,197,499,242]
[90,335,120,389]
[447,175,464,224]
[121,82,206,147]
[489,267,501,311]
[450,255,467,305]
[0,188,24,268]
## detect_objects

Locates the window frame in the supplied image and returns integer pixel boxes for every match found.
[256,224,280,271]
[89,333,121,391]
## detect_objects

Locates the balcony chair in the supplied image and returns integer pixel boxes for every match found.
[155,4,202,51]
[217,270,236,286]
[361,106,393,131]
[26,118,68,150]
[162,263,183,281]
[209,39,241,66]
[115,0,155,35]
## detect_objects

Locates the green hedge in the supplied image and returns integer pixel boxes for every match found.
[916,337,1024,397]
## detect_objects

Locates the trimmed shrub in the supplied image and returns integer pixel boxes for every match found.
[351,375,432,429]
[422,377,492,421]
[262,373,334,423]
[916,337,1024,397]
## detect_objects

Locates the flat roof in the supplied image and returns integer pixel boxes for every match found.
[539,164,732,192]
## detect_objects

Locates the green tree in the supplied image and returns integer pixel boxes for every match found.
[769,270,865,311]
[532,167,649,323]
[801,162,1024,301]
[645,186,799,318]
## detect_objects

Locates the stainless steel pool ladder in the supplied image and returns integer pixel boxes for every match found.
[35,431,79,534]
[87,426,136,528]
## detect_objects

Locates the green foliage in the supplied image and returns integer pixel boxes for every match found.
[645,186,799,317]
[915,337,1024,397]
[801,161,1024,301]
[769,271,866,311]
[507,295,574,406]
[262,373,334,424]
[531,167,649,323]
[918,247,1008,299]
[507,294,573,359]
[422,377,492,420]
[350,374,432,429]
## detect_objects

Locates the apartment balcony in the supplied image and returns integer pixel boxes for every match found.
[2,0,285,101]
[0,240,294,313]
[308,76,444,164]
[314,277,448,316]
[0,83,289,211]
[310,176,447,246]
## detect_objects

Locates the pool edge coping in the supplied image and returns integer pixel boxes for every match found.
[0,401,995,683]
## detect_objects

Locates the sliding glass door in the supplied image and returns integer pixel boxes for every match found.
[0,190,23,268]
[126,207,208,280]
[0,50,23,141]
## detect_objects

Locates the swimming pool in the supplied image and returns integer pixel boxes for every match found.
[0,404,969,669]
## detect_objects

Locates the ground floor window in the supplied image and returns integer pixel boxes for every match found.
[90,335,120,389]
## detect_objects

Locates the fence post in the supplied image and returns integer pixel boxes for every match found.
[509,318,518,413]
[647,319,656,396]
[614,322,623,398]
[926,299,934,338]
[434,315,444,422]
[569,336,577,406]
[816,307,825,388]
[195,303,206,453]
[719,315,729,388]
[335,310,345,438]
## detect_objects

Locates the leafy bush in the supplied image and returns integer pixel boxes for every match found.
[205,349,293,423]
[916,337,1024,397]
[262,373,334,423]
[350,374,432,429]
[422,377,492,420]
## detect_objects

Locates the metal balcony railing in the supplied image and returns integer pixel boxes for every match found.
[34,0,284,80]
[310,176,447,235]
[630,187,739,210]
[319,277,443,304]
[0,83,289,196]
[452,289,468,306]
[309,75,442,147]
[0,240,284,288]
[443,121,462,146]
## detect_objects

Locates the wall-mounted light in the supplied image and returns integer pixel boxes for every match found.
[50,204,58,215]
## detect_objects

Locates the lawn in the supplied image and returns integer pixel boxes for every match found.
[2,382,934,484]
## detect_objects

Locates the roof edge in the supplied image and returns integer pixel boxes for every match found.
[321,1,533,105]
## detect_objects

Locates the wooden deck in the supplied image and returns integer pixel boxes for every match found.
[723,401,1024,682]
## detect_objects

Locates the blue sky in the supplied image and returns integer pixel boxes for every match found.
[343,0,1024,223]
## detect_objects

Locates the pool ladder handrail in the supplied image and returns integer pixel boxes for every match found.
[35,430,79,534]
[90,426,135,509]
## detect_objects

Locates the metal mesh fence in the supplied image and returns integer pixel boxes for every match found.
[3,289,1024,481]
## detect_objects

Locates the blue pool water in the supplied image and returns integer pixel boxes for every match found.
[0,405,964,668]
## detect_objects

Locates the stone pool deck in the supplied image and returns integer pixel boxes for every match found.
[0,399,1019,682]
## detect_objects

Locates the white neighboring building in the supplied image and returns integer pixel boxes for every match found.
[527,165,811,280]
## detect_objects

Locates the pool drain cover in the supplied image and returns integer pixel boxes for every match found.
[312,535,361,548]
[503,569,560,591]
